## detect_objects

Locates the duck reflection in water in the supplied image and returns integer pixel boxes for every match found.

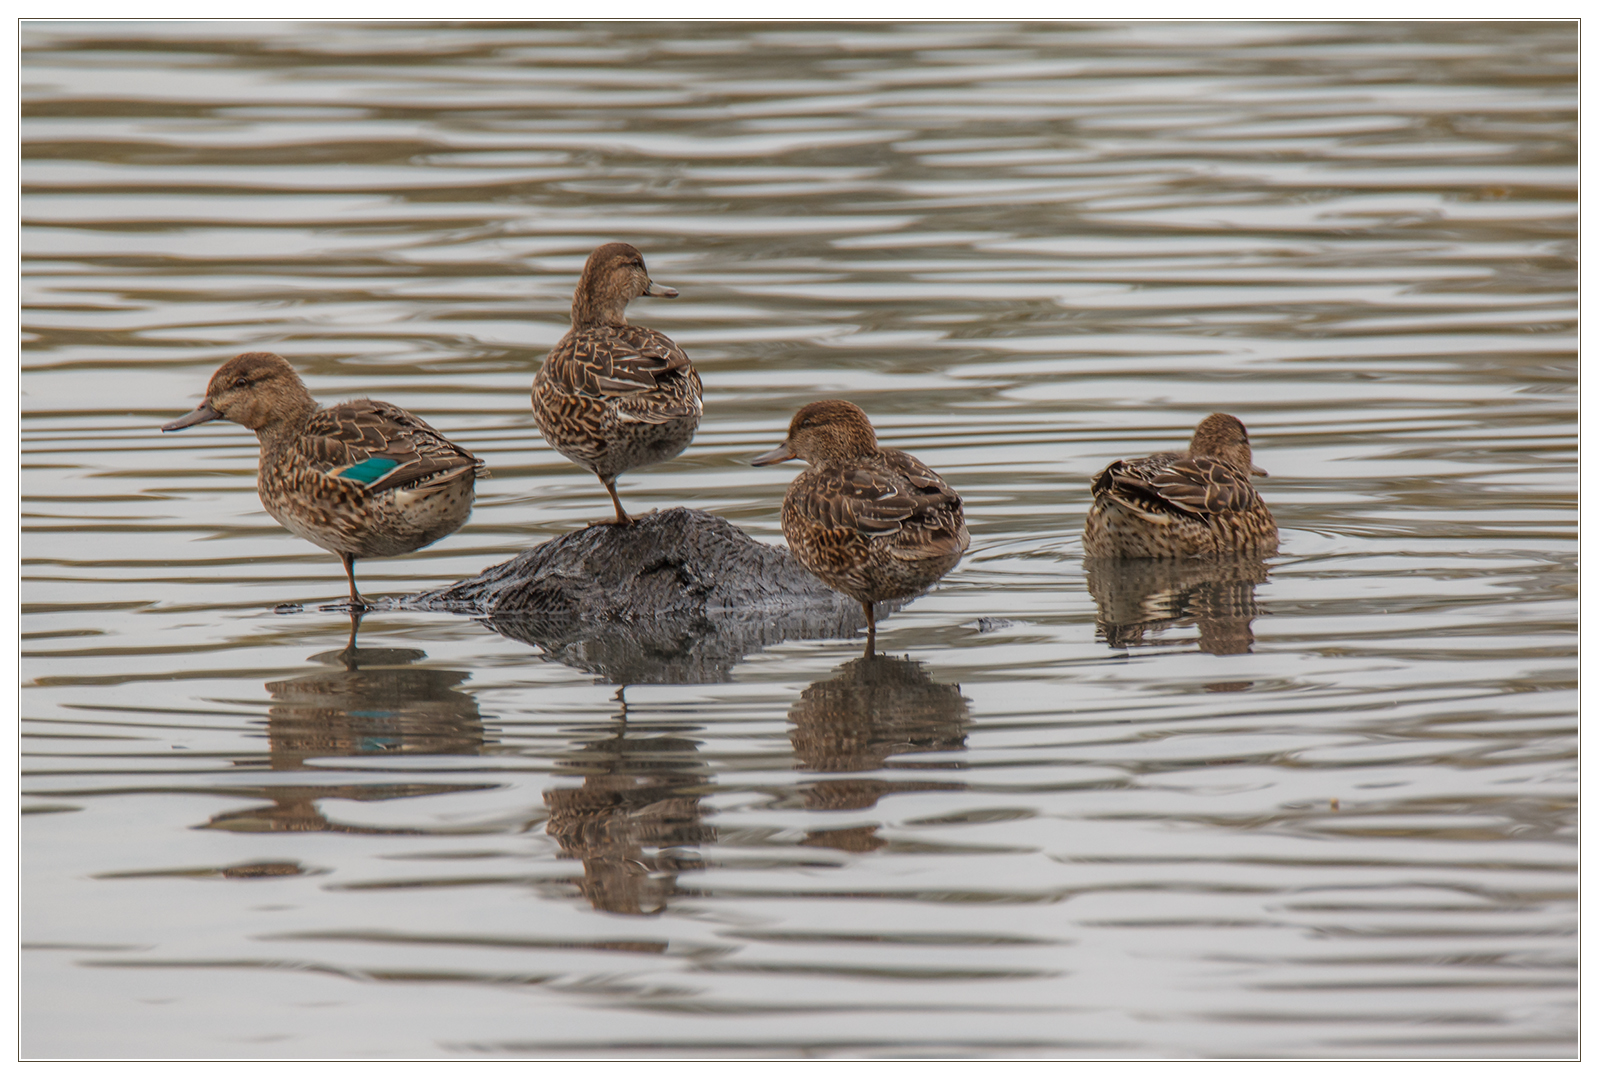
[1084,556,1269,657]
[543,689,713,916]
[205,613,491,833]
[789,655,969,853]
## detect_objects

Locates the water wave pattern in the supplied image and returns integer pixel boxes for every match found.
[21,21,1575,1058]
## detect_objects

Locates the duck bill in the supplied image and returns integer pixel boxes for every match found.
[1250,465,1268,477]
[161,402,222,431]
[644,280,678,298]
[750,441,796,467]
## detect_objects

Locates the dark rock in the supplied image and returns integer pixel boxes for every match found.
[408,507,846,618]
[403,507,873,683]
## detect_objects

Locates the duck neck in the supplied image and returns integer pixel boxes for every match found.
[571,285,628,329]
[250,393,318,459]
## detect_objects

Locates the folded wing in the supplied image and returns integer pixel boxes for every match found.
[548,326,702,423]
[795,453,967,561]
[1093,452,1256,519]
[306,400,486,495]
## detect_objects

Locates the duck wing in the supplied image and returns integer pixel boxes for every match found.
[799,453,968,560]
[547,326,702,422]
[303,400,486,495]
[1094,452,1254,518]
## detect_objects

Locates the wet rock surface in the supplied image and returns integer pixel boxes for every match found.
[404,507,869,681]
[408,507,848,617]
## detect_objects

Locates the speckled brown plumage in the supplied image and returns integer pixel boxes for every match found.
[1082,413,1278,559]
[162,351,487,607]
[753,400,969,653]
[532,242,702,525]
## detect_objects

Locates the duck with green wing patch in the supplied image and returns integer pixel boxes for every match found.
[163,351,488,609]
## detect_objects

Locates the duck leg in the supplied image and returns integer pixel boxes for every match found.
[861,599,877,657]
[340,552,368,611]
[339,609,364,660]
[600,476,634,527]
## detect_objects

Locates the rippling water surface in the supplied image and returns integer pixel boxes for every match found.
[19,21,1577,1058]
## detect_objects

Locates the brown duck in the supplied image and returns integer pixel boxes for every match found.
[1083,412,1277,558]
[532,242,702,525]
[162,351,487,609]
[753,400,969,653]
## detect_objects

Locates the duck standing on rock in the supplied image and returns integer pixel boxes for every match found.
[162,351,488,609]
[1083,412,1277,558]
[532,242,702,526]
[753,400,969,654]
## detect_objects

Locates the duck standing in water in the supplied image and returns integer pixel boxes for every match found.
[532,242,702,526]
[162,351,487,609]
[1083,412,1277,558]
[753,400,969,654]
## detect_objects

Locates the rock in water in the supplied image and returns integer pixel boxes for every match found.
[408,507,847,617]
[404,508,870,682]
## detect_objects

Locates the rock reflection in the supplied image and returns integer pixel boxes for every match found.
[485,607,870,684]
[1085,557,1269,657]
[204,615,491,833]
[543,690,713,916]
[790,656,969,853]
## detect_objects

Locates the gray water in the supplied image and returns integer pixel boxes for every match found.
[19,21,1577,1059]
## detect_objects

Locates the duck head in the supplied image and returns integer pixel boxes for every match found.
[569,242,677,328]
[752,399,880,468]
[162,351,317,434]
[1191,412,1267,477]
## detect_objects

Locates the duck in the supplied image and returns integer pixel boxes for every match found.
[162,351,488,609]
[1082,412,1278,559]
[752,400,969,653]
[532,242,702,526]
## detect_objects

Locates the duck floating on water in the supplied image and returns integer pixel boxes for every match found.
[1083,412,1277,559]
[753,400,969,654]
[532,242,702,526]
[162,351,487,609]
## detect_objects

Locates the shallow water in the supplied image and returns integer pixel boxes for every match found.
[19,20,1577,1058]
